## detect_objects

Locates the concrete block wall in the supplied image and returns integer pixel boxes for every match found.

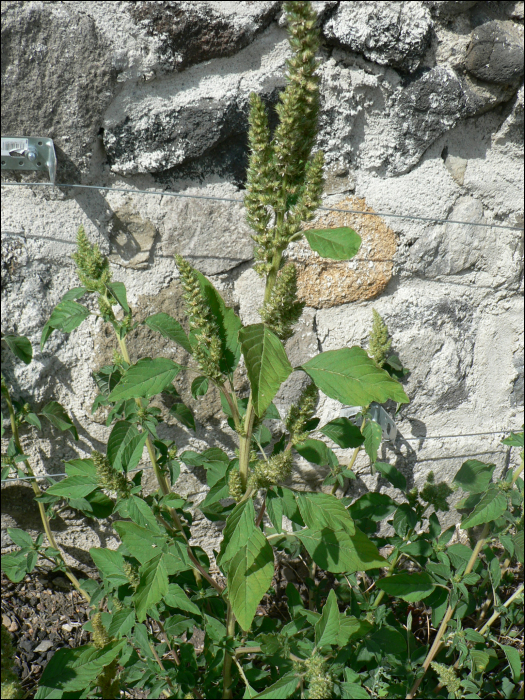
[1,1,523,566]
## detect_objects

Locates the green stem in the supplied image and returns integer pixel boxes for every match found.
[3,386,90,603]
[219,385,241,432]
[406,522,491,699]
[372,549,401,609]
[223,603,236,699]
[332,445,361,495]
[478,582,524,636]
[239,395,255,491]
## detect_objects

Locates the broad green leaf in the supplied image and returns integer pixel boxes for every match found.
[41,300,90,349]
[134,552,169,622]
[46,475,98,499]
[501,431,524,447]
[301,346,409,407]
[194,270,242,374]
[285,582,304,618]
[266,489,284,533]
[64,458,96,479]
[35,640,125,695]
[271,486,304,526]
[127,495,162,534]
[348,493,398,522]
[113,521,166,564]
[23,412,42,430]
[108,358,181,401]
[392,503,418,537]
[92,364,123,397]
[338,617,373,646]
[3,335,32,364]
[107,609,135,639]
[461,485,508,529]
[40,402,78,439]
[513,530,524,564]
[304,227,361,260]
[470,649,490,672]
[164,583,201,616]
[320,417,364,448]
[296,526,386,574]
[191,375,209,398]
[144,312,192,354]
[296,492,355,535]
[108,421,140,471]
[7,527,34,549]
[106,282,129,314]
[294,438,337,467]
[500,644,522,683]
[218,500,256,569]
[169,401,196,431]
[61,286,87,302]
[228,531,274,631]
[315,589,339,647]
[89,548,129,586]
[1,551,27,582]
[252,672,299,699]
[362,419,382,463]
[453,460,496,494]
[341,683,370,699]
[376,572,435,602]
[239,324,293,416]
[375,462,407,491]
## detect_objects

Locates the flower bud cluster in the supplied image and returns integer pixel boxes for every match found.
[304,653,333,699]
[368,309,391,368]
[430,662,461,698]
[92,612,111,649]
[72,226,111,294]
[174,255,223,383]
[285,382,319,444]
[420,471,453,512]
[123,561,140,590]
[260,263,304,342]
[252,450,293,489]
[93,451,130,498]
[228,469,244,502]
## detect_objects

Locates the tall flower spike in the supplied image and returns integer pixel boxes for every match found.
[93,451,129,498]
[285,382,319,445]
[368,309,392,368]
[260,263,304,342]
[174,255,224,384]
[253,450,293,488]
[72,226,112,294]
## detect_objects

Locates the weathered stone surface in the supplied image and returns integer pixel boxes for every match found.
[465,20,524,84]
[322,1,433,74]
[425,1,478,15]
[108,205,158,269]
[288,197,397,308]
[128,1,280,73]
[1,2,116,173]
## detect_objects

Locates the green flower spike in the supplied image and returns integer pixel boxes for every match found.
[285,382,319,445]
[92,450,130,498]
[72,226,112,294]
[253,450,293,488]
[260,263,305,341]
[368,309,392,368]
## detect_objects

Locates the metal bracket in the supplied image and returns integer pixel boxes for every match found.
[1,137,57,184]
[340,402,397,442]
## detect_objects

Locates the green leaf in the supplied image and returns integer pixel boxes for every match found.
[46,475,98,499]
[266,489,284,533]
[1,551,27,582]
[294,438,337,467]
[24,412,42,430]
[218,500,257,570]
[453,460,496,494]
[7,527,34,550]
[35,640,125,695]
[164,583,201,616]
[252,672,299,699]
[144,313,193,354]
[315,589,339,647]
[41,300,90,349]
[108,421,140,472]
[375,462,407,491]
[301,346,409,407]
[296,492,355,535]
[338,617,373,646]
[113,521,166,564]
[3,335,32,364]
[191,376,209,398]
[239,324,293,416]
[194,270,243,374]
[228,532,274,631]
[64,458,96,479]
[341,683,370,699]
[108,358,181,401]
[134,552,169,622]
[127,495,162,534]
[89,548,129,586]
[348,493,398,522]
[392,504,418,537]
[169,402,196,431]
[376,572,435,602]
[501,431,524,447]
[319,417,365,448]
[106,282,129,314]
[362,419,382,463]
[61,286,88,302]
[304,227,361,260]
[513,530,524,564]
[40,402,78,439]
[461,485,508,529]
[500,644,522,683]
[107,609,135,639]
[296,526,386,574]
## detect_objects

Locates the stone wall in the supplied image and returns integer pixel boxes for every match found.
[1,1,523,566]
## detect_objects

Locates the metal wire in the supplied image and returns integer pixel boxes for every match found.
[1,180,523,231]
[1,429,521,483]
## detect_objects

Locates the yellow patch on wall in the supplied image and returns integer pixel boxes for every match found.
[289,196,396,308]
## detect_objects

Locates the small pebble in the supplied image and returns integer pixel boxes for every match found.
[62,623,73,632]
[34,640,54,653]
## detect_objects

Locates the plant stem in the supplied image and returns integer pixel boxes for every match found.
[223,603,236,699]
[332,445,361,495]
[406,522,491,699]
[3,386,91,603]
[477,582,524,635]
[372,549,401,609]
[239,395,255,491]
